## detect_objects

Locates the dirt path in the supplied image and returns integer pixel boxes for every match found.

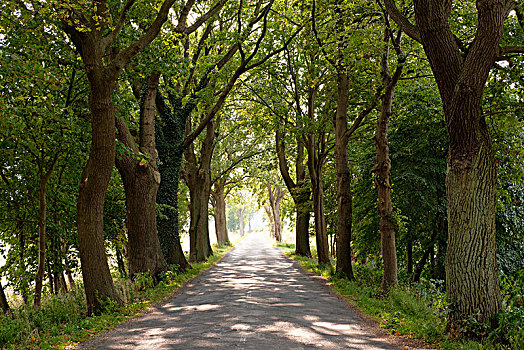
[77,233,398,349]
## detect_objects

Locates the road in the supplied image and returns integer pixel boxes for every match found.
[77,233,397,349]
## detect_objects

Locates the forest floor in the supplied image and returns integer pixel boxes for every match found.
[75,232,410,349]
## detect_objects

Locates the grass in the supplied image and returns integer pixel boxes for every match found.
[0,243,234,350]
[276,242,522,350]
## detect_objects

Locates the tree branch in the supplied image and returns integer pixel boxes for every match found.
[383,0,421,43]
[101,0,137,51]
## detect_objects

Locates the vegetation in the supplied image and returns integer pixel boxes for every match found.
[0,0,523,349]
[0,244,233,349]
[278,243,524,350]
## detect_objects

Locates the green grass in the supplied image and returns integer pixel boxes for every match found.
[275,242,518,350]
[0,244,233,350]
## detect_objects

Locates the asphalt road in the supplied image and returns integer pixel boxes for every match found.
[76,233,397,349]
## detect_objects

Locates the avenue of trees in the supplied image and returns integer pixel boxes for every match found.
[0,0,523,345]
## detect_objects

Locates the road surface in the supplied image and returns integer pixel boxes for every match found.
[77,233,397,349]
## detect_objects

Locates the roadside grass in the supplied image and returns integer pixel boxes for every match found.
[276,242,521,350]
[0,243,234,350]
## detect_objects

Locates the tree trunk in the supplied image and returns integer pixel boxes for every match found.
[0,283,10,315]
[272,202,282,242]
[374,22,405,293]
[267,186,282,241]
[185,121,215,262]
[446,125,500,325]
[156,153,190,271]
[267,183,284,242]
[33,152,58,308]
[34,177,48,307]
[310,176,330,265]
[295,202,311,257]
[264,205,275,238]
[77,81,122,314]
[212,183,230,244]
[116,74,168,282]
[155,94,191,272]
[412,243,433,283]
[66,270,76,290]
[239,207,245,237]
[276,129,311,257]
[332,2,355,278]
[405,0,504,326]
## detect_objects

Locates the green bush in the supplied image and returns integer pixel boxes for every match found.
[489,270,524,349]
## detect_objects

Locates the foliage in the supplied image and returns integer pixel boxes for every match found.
[279,243,524,350]
[0,244,233,349]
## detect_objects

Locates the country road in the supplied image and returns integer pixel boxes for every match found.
[76,233,399,349]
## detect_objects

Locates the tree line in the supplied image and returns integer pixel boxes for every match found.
[1,0,523,339]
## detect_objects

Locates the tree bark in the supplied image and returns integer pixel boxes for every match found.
[304,106,331,265]
[385,0,508,325]
[276,129,311,257]
[115,74,168,282]
[212,182,230,244]
[267,183,284,242]
[264,205,275,238]
[374,25,404,293]
[77,80,122,314]
[185,121,215,262]
[333,71,354,279]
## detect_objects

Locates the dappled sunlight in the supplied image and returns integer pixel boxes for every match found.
[77,232,394,349]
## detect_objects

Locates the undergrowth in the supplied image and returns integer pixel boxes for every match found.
[276,242,523,350]
[0,244,233,349]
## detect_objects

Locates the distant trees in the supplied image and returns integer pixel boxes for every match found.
[1,0,523,341]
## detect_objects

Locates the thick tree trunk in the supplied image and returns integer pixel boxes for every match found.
[212,183,230,244]
[332,1,355,278]
[0,283,10,315]
[77,82,122,314]
[155,94,191,272]
[406,1,505,326]
[446,125,500,325]
[185,121,215,262]
[157,153,190,271]
[295,201,311,257]
[116,74,168,281]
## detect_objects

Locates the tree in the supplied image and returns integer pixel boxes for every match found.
[373,10,405,292]
[59,0,201,314]
[155,0,302,264]
[266,182,286,242]
[115,73,168,281]
[385,0,524,327]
